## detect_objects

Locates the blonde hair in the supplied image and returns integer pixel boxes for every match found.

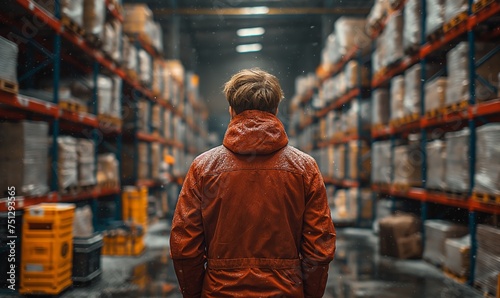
[223,68,284,115]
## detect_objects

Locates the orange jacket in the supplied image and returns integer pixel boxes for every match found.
[170,110,336,297]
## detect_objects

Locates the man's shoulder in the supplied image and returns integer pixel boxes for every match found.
[191,145,228,169]
[282,145,317,165]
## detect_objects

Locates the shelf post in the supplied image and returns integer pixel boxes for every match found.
[420,0,428,246]
[50,0,61,191]
[468,211,477,286]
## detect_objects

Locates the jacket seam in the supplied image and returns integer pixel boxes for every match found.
[202,167,304,177]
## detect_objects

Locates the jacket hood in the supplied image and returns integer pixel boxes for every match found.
[223,110,288,155]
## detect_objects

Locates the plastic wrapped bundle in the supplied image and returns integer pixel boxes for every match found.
[111,21,122,62]
[474,124,500,195]
[35,0,83,27]
[138,100,150,133]
[403,0,422,51]
[97,76,113,116]
[57,136,78,190]
[331,190,357,222]
[327,146,335,178]
[0,121,49,196]
[348,141,371,181]
[151,22,163,52]
[372,34,386,75]
[390,76,405,120]
[403,64,421,116]
[426,140,447,190]
[83,0,105,38]
[444,235,470,277]
[384,12,404,67]
[138,143,149,180]
[474,225,500,295]
[423,220,469,266]
[445,128,470,193]
[426,0,446,37]
[122,36,137,73]
[393,141,422,187]
[334,17,370,56]
[345,61,370,89]
[425,77,447,112]
[333,145,345,179]
[444,0,468,23]
[138,49,152,85]
[97,153,120,186]
[366,0,390,36]
[372,89,390,125]
[77,139,96,187]
[102,22,115,57]
[123,4,153,35]
[0,36,18,84]
[73,205,94,238]
[111,76,122,119]
[372,141,392,184]
[151,143,160,180]
[446,42,500,105]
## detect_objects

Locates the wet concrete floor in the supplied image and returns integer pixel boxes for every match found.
[4,221,483,297]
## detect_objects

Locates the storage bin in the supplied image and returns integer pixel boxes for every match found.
[73,233,103,283]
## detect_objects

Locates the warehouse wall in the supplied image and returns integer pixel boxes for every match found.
[198,43,320,139]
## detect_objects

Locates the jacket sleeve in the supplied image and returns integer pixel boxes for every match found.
[301,160,336,298]
[170,164,206,298]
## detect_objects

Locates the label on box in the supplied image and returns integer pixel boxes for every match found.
[26,264,44,272]
[29,208,44,217]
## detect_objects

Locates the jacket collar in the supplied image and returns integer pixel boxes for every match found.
[223,110,288,155]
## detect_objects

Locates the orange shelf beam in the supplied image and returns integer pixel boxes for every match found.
[317,88,360,118]
[371,55,419,88]
[0,93,59,118]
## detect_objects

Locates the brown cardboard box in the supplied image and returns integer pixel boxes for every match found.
[379,213,421,258]
[397,233,423,259]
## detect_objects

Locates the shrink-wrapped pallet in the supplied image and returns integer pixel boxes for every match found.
[379,213,422,259]
[425,77,447,112]
[444,0,469,24]
[0,121,49,196]
[334,17,370,56]
[423,220,469,266]
[403,0,422,51]
[444,235,470,277]
[366,0,390,36]
[426,140,447,191]
[111,76,122,119]
[152,104,161,133]
[384,12,404,67]
[83,0,105,38]
[327,146,335,178]
[97,153,119,186]
[57,136,78,190]
[138,49,152,85]
[36,0,83,27]
[346,101,371,130]
[403,64,421,116]
[0,36,18,84]
[138,143,149,180]
[372,31,386,75]
[345,61,370,90]
[475,225,500,296]
[426,0,446,37]
[138,100,150,133]
[390,76,405,120]
[474,124,500,196]
[122,36,137,73]
[446,42,500,105]
[445,128,470,193]
[348,140,371,181]
[151,22,163,53]
[102,22,115,58]
[77,139,96,187]
[123,4,153,37]
[372,141,392,184]
[333,145,345,179]
[331,190,356,222]
[372,89,390,125]
[97,76,113,116]
[151,143,161,180]
[393,138,422,187]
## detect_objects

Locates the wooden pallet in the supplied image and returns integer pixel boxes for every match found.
[78,184,96,193]
[59,101,88,113]
[0,78,18,94]
[473,0,498,13]
[98,180,120,190]
[425,107,442,118]
[443,12,468,33]
[443,267,468,284]
[84,33,103,49]
[98,114,123,127]
[61,16,85,36]
[392,183,422,193]
[428,189,469,200]
[390,113,420,127]
[472,192,500,205]
[427,28,444,43]
[441,100,469,114]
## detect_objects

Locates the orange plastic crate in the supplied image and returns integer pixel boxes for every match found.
[102,231,145,256]
[122,186,148,228]
[23,203,75,238]
[21,236,73,265]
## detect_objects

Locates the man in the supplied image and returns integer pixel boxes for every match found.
[170,68,336,297]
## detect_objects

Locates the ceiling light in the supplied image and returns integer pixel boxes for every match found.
[242,6,269,15]
[237,27,265,37]
[236,43,262,53]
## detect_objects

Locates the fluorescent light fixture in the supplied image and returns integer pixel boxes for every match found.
[236,43,263,53]
[242,6,269,14]
[237,27,265,37]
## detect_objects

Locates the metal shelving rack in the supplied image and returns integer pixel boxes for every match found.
[369,0,500,286]
[0,1,209,228]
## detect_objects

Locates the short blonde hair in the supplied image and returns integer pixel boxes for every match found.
[223,68,284,115]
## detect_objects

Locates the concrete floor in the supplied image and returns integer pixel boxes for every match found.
[5,221,484,297]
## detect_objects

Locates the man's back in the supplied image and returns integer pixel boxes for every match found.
[170,110,336,297]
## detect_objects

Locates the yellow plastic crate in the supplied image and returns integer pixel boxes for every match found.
[23,203,75,238]
[20,272,72,295]
[122,186,148,228]
[102,231,145,256]
[21,236,73,265]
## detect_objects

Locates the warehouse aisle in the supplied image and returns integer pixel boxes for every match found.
[12,221,476,298]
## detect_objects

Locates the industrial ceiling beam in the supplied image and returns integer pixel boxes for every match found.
[154,7,370,16]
